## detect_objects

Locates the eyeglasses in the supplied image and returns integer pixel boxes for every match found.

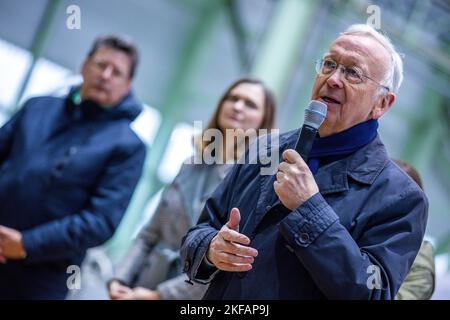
[91,60,127,80]
[315,58,390,92]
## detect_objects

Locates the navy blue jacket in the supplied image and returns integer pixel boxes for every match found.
[181,130,428,299]
[0,89,146,299]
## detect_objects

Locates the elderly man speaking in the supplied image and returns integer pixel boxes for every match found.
[181,24,428,299]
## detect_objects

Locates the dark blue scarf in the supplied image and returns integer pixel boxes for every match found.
[307,119,379,174]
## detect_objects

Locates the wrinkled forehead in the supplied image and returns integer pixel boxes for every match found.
[327,34,391,75]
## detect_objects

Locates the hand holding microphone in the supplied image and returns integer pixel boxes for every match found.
[274,100,327,210]
[294,100,327,161]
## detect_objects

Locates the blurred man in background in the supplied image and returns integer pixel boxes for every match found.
[0,34,146,299]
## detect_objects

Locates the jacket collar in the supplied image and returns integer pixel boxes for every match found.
[312,135,389,194]
[275,129,389,195]
[66,86,142,121]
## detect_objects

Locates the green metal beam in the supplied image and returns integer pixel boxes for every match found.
[12,0,62,113]
[349,0,450,77]
[436,98,450,192]
[105,0,227,262]
[401,89,444,173]
[224,0,251,71]
[251,0,320,104]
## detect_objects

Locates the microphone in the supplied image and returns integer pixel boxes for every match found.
[294,100,327,161]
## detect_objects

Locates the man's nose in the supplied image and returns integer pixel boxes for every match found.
[326,68,344,89]
[101,65,114,79]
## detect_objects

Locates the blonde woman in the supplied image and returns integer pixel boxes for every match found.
[108,77,276,300]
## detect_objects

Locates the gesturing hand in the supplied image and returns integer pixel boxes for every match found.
[206,208,258,272]
[0,225,27,260]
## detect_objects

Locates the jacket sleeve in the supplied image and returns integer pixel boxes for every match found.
[157,273,209,300]
[112,183,178,286]
[111,222,158,287]
[396,240,435,300]
[279,185,428,300]
[180,163,242,284]
[21,141,146,263]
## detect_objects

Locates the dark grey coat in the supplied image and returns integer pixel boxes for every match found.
[113,160,232,299]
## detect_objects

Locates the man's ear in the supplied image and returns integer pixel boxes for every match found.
[371,92,395,120]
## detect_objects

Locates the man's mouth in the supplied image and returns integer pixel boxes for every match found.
[320,96,341,105]
[93,81,110,93]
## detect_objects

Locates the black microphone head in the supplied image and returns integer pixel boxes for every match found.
[304,100,327,129]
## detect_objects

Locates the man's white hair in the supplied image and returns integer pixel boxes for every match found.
[341,24,404,94]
